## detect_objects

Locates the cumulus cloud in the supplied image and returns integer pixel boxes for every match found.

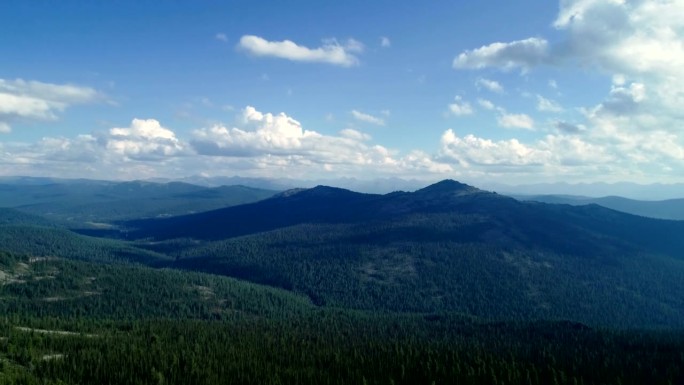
[351,110,385,126]
[192,106,382,161]
[193,106,314,156]
[440,129,549,167]
[340,128,371,141]
[438,126,631,180]
[446,0,684,182]
[0,106,456,181]
[453,37,549,71]
[477,98,496,110]
[476,78,504,93]
[0,117,195,180]
[238,35,363,67]
[448,96,474,116]
[536,95,564,112]
[458,0,684,84]
[0,78,101,132]
[106,119,188,161]
[189,106,456,179]
[497,113,535,130]
[591,78,646,116]
[380,36,391,48]
[554,120,584,133]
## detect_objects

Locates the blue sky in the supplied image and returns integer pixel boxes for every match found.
[1,0,682,185]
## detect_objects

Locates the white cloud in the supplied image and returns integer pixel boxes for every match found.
[475,78,504,93]
[438,127,633,180]
[380,36,391,48]
[107,119,188,161]
[340,128,371,141]
[453,37,549,71]
[189,106,456,179]
[192,106,353,158]
[344,38,365,53]
[0,78,101,131]
[477,98,496,110]
[448,96,474,116]
[215,33,228,42]
[351,110,385,126]
[238,35,363,67]
[440,129,550,167]
[446,0,684,182]
[498,113,535,130]
[591,78,646,116]
[0,122,11,134]
[536,95,564,112]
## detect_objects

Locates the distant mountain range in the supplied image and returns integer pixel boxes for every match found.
[0,178,276,226]
[127,179,684,255]
[516,194,684,220]
[6,175,681,199]
[120,179,684,328]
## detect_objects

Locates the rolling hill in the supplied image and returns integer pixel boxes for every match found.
[122,180,684,328]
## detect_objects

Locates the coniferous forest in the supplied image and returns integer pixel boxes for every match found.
[1,179,684,384]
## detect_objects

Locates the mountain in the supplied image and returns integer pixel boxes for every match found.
[127,179,684,256]
[161,175,428,193]
[0,179,277,226]
[0,224,168,264]
[517,194,684,220]
[3,178,684,327]
[123,180,684,328]
[489,181,684,200]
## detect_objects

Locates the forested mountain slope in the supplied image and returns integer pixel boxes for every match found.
[122,180,684,328]
[2,180,684,383]
[128,179,684,257]
[0,225,168,264]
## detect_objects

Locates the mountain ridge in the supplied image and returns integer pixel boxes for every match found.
[125,179,684,260]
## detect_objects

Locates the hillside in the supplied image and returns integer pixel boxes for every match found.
[0,225,168,264]
[2,180,684,383]
[123,180,684,328]
[2,252,682,385]
[517,194,684,220]
[128,180,684,257]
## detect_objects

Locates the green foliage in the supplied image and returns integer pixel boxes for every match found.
[161,217,684,328]
[0,225,168,264]
[0,252,311,321]
[1,312,683,384]
[2,179,684,383]
[0,251,683,384]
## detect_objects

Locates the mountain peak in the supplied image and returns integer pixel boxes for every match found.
[415,179,480,196]
[275,185,371,201]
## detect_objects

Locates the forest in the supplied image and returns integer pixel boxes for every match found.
[1,252,683,385]
[1,179,684,384]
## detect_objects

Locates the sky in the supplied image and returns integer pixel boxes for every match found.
[1,0,683,185]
